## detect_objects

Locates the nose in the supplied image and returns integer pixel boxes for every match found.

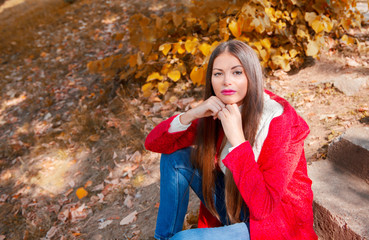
[223,72,232,86]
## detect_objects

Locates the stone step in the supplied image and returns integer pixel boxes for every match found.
[308,160,369,240]
[327,126,369,181]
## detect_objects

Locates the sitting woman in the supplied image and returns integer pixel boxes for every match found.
[145,40,317,240]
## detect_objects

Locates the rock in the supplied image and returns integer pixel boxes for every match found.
[333,75,367,96]
[328,126,369,181]
[308,160,369,240]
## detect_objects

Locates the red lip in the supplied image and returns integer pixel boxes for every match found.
[221,89,236,95]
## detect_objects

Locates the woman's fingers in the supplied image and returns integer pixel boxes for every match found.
[226,103,239,113]
[218,107,230,120]
[212,96,226,109]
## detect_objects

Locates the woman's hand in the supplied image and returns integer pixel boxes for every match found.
[180,96,225,125]
[217,104,246,147]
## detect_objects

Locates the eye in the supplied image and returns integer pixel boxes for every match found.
[213,72,222,77]
[233,70,243,75]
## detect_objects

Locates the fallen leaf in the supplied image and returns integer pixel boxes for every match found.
[124,195,133,208]
[167,70,181,82]
[0,194,9,202]
[46,226,58,239]
[98,220,113,229]
[129,151,142,162]
[76,187,88,199]
[58,208,70,222]
[120,211,137,225]
[97,193,105,202]
[84,180,93,188]
[319,114,336,120]
[92,183,104,192]
[89,134,100,142]
[70,204,92,222]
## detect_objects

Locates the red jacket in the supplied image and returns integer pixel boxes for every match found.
[145,90,318,240]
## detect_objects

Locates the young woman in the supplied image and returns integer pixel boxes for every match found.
[145,40,317,240]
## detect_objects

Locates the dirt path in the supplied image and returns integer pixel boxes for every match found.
[0,0,368,239]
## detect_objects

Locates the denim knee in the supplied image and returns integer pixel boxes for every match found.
[160,148,193,171]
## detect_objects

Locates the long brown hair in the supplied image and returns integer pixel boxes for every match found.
[191,40,264,223]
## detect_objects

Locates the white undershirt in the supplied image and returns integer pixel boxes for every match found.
[168,93,283,173]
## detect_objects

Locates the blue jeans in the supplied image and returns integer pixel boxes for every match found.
[155,148,250,240]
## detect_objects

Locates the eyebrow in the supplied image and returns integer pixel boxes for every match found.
[213,65,243,71]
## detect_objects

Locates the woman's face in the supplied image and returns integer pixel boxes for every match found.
[211,52,248,106]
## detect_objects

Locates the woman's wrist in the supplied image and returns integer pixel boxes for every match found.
[179,109,196,125]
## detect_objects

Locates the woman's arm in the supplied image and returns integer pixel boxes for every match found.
[222,106,310,221]
[145,96,226,154]
[144,114,198,154]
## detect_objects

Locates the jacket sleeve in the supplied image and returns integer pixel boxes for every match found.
[222,110,310,221]
[145,115,198,154]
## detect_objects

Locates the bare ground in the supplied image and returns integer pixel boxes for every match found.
[0,0,368,239]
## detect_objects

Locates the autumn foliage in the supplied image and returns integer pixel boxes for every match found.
[87,0,368,97]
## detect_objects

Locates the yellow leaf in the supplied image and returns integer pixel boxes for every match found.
[229,20,241,38]
[190,66,205,85]
[259,49,269,62]
[291,9,299,19]
[265,8,277,22]
[289,49,298,58]
[159,43,172,56]
[168,70,181,82]
[275,10,283,19]
[142,82,153,92]
[199,43,211,56]
[158,81,170,95]
[271,55,291,72]
[178,46,186,54]
[252,41,263,51]
[340,18,352,31]
[341,35,355,45]
[161,64,171,75]
[324,18,333,32]
[147,72,163,82]
[172,43,185,55]
[252,18,265,33]
[296,28,309,39]
[312,19,324,34]
[76,187,88,199]
[142,83,153,97]
[305,12,317,25]
[185,38,198,54]
[306,40,320,57]
[260,38,271,51]
[211,41,220,51]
